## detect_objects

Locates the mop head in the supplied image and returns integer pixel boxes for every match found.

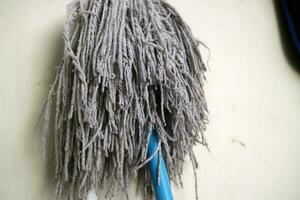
[42,0,208,199]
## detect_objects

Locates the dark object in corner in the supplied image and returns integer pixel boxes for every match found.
[281,0,300,55]
[274,0,300,71]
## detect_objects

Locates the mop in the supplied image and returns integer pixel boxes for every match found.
[42,0,208,199]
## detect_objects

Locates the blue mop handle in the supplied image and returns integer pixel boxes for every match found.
[147,129,174,200]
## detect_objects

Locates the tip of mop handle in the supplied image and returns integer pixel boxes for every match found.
[148,129,174,200]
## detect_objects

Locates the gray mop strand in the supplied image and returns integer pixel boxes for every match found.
[42,0,208,199]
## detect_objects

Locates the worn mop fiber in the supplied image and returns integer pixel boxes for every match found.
[42,0,208,199]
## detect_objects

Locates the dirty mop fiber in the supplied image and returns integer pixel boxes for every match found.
[42,0,208,199]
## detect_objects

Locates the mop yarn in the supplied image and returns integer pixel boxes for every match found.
[42,0,208,199]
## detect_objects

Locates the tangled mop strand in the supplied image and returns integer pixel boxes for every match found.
[42,0,208,199]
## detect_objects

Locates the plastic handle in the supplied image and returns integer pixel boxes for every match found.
[147,129,174,200]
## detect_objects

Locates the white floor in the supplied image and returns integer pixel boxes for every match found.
[1,0,300,199]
